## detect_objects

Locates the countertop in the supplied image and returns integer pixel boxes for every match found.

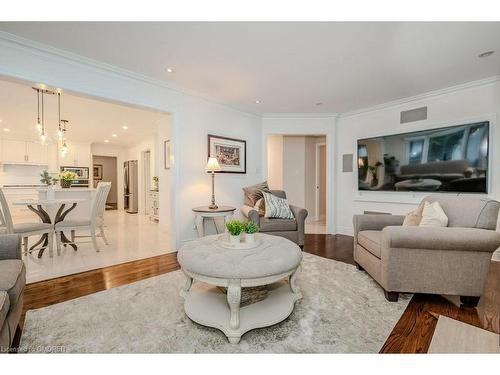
[37,187,96,192]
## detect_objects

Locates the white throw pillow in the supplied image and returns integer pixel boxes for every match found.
[262,191,294,219]
[419,201,448,227]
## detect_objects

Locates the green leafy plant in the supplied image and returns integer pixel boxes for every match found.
[225,220,244,236]
[244,221,259,234]
[40,170,58,186]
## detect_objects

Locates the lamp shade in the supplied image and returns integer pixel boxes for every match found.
[205,157,221,172]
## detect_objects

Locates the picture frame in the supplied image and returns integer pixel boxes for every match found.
[207,134,246,174]
[93,164,103,180]
[164,140,171,169]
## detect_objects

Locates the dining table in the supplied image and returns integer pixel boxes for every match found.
[12,198,85,258]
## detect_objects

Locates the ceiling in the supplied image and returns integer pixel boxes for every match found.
[0,78,167,147]
[0,22,499,114]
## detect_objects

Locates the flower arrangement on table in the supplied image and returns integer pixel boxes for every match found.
[59,171,77,188]
[225,220,259,244]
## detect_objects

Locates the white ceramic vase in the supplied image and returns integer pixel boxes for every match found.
[46,186,55,200]
[229,234,241,245]
[244,233,255,243]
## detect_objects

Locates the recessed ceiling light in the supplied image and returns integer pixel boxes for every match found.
[166,68,174,73]
[112,134,117,137]
[3,128,10,132]
[104,139,110,143]
[478,50,495,58]
[255,100,261,104]
[122,125,128,130]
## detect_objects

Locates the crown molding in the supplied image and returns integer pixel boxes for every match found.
[0,30,261,119]
[339,75,500,119]
[262,112,339,119]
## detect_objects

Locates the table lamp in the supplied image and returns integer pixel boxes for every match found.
[205,156,221,209]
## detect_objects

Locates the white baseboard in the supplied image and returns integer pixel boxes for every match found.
[336,226,354,236]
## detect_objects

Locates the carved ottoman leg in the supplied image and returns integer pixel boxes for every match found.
[180,272,193,298]
[227,279,242,338]
[289,268,302,299]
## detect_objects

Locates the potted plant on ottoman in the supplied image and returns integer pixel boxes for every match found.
[225,220,244,244]
[59,171,77,188]
[243,221,259,243]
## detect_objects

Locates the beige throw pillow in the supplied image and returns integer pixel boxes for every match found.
[419,201,448,227]
[243,181,270,206]
[254,198,265,216]
[403,202,425,226]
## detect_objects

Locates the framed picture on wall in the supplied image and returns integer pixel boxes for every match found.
[207,134,246,173]
[164,140,171,169]
[93,164,103,180]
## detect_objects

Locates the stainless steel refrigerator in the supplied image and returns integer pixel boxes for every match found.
[124,160,138,213]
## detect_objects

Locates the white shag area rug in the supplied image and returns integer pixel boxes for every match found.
[20,253,411,353]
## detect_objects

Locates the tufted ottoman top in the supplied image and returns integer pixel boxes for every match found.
[178,233,302,279]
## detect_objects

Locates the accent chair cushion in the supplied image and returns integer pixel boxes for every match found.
[358,230,382,259]
[419,201,448,227]
[0,259,25,311]
[263,191,294,219]
[243,181,270,206]
[259,217,297,232]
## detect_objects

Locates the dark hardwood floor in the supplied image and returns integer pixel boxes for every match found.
[13,233,494,353]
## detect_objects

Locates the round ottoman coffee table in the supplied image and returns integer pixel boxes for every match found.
[178,233,303,344]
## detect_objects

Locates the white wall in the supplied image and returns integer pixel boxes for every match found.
[262,116,336,232]
[282,136,306,208]
[335,80,500,235]
[266,135,283,190]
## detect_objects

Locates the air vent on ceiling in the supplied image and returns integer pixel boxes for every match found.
[400,106,427,124]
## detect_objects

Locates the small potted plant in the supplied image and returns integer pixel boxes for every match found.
[225,220,244,245]
[59,171,77,188]
[243,221,259,243]
[40,170,59,199]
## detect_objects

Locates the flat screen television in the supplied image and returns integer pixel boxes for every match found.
[357,121,489,193]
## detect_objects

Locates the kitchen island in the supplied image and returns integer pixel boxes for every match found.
[37,187,96,220]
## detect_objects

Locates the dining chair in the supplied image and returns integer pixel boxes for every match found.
[0,188,54,257]
[55,182,111,253]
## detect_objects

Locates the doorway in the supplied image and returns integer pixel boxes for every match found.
[266,134,328,234]
[92,155,118,210]
[141,150,152,215]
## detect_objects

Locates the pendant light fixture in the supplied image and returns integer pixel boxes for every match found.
[57,92,64,140]
[35,88,42,134]
[33,86,55,145]
[60,119,69,157]
[40,89,47,145]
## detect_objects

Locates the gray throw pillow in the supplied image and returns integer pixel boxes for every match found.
[263,191,294,219]
[243,181,270,206]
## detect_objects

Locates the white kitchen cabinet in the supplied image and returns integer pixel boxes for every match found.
[1,140,26,164]
[0,139,48,165]
[26,141,48,164]
[59,141,91,167]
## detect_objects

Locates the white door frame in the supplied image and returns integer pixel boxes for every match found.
[315,142,326,222]
[141,149,151,215]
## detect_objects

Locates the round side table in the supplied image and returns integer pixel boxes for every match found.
[192,206,236,237]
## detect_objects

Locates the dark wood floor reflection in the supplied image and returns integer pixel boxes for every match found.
[15,233,491,353]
